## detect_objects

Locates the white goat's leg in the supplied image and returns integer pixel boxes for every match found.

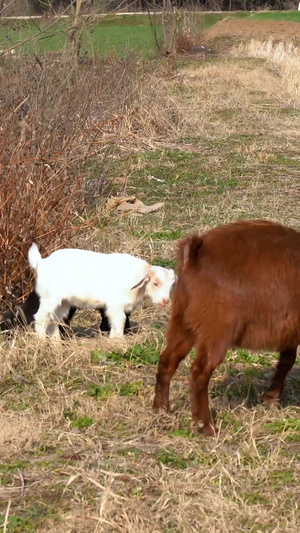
[46,323,60,340]
[46,303,70,340]
[105,307,126,339]
[34,318,48,339]
[34,298,58,339]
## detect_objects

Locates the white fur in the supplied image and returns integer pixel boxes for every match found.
[28,244,176,339]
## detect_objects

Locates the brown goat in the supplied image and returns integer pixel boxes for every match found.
[153,220,300,436]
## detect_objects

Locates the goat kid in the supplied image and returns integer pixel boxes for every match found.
[28,243,176,339]
[153,220,300,436]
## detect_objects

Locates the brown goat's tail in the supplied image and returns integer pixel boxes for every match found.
[177,234,203,274]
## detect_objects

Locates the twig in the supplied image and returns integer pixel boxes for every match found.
[3,499,11,533]
[17,469,25,497]
[87,515,124,532]
[86,477,125,501]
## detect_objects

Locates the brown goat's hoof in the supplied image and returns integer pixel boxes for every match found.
[263,391,281,406]
[203,424,216,437]
[153,403,170,414]
[195,421,215,437]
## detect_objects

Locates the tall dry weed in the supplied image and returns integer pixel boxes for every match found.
[232,39,300,106]
[129,63,257,141]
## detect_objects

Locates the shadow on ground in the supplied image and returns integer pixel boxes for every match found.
[212,365,300,409]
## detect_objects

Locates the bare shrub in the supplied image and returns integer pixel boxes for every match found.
[0,53,143,311]
[148,5,205,57]
[175,11,206,54]
[175,32,195,54]
[0,137,80,309]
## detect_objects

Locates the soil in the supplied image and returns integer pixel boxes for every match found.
[205,19,300,43]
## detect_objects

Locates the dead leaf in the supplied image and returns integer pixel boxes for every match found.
[106,196,136,212]
[106,196,165,215]
[117,199,165,214]
[112,177,128,184]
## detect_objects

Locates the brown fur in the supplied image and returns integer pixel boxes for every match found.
[153,220,300,436]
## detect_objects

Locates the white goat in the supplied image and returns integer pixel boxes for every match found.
[28,244,176,339]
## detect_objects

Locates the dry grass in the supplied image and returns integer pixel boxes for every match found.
[0,331,299,532]
[1,37,300,532]
[129,45,300,143]
[205,19,300,44]
[232,38,300,105]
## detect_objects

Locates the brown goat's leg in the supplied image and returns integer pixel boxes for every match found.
[153,323,194,413]
[191,344,227,437]
[264,348,297,405]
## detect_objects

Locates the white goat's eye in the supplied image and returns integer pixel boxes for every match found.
[153,281,160,287]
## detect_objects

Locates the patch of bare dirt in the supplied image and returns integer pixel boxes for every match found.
[206,19,300,43]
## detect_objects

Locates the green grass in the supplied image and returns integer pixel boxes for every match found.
[197,9,300,27]
[0,460,30,474]
[250,11,300,23]
[86,379,143,399]
[107,149,239,209]
[81,18,162,58]
[86,382,114,400]
[63,410,95,429]
[132,228,184,240]
[200,11,249,29]
[170,428,194,438]
[227,349,273,368]
[158,447,193,469]
[263,418,300,441]
[91,341,161,366]
[1,10,300,57]
[0,505,59,532]
[0,16,163,57]
[119,380,143,396]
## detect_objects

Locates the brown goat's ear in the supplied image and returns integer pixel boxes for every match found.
[189,236,203,263]
[183,243,190,269]
[181,235,203,270]
[131,276,150,291]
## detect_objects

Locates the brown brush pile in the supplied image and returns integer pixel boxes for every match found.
[0,53,143,311]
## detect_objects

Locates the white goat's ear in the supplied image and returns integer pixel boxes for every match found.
[131,276,150,290]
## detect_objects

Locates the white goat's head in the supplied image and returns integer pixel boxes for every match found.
[144,266,176,307]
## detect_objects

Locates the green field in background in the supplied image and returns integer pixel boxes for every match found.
[250,10,300,22]
[0,11,299,56]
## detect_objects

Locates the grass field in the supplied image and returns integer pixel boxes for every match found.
[1,13,300,533]
[1,11,300,56]
[250,10,300,22]
[0,15,163,56]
